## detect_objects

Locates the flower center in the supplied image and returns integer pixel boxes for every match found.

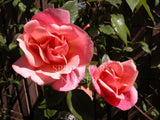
[46,35,69,63]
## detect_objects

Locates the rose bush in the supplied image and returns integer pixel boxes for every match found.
[12,8,93,91]
[88,60,138,110]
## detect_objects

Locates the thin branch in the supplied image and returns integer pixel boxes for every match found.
[146,26,160,30]
[134,105,153,120]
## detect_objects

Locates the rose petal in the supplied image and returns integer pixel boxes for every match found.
[46,24,75,37]
[88,65,104,97]
[60,55,80,74]
[17,35,45,67]
[51,66,86,91]
[35,71,61,85]
[36,55,80,77]
[98,78,124,100]
[12,55,49,85]
[107,61,123,77]
[24,20,40,33]
[31,8,70,26]
[97,61,123,77]
[66,24,94,66]
[116,86,138,111]
[28,41,50,64]
[100,70,115,88]
[120,60,138,92]
[30,26,53,44]
[46,40,69,62]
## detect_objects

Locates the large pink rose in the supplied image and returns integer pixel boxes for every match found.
[12,8,93,91]
[88,60,138,110]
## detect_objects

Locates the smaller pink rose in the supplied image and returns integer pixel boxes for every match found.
[88,60,138,110]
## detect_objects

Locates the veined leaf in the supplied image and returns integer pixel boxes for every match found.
[111,14,128,46]
[126,0,139,12]
[62,0,78,23]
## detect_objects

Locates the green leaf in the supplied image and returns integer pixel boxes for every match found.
[0,80,10,87]
[139,41,151,54]
[13,80,21,87]
[18,24,24,30]
[80,68,92,85]
[88,27,99,38]
[94,47,97,55]
[139,0,155,25]
[0,34,6,45]
[8,78,13,81]
[102,54,110,63]
[151,108,159,117]
[99,25,115,35]
[13,33,21,41]
[142,101,147,112]
[19,48,24,56]
[125,25,131,39]
[136,0,142,11]
[155,0,159,6]
[38,99,46,109]
[82,60,99,85]
[123,46,133,52]
[90,61,98,66]
[30,8,40,14]
[9,43,17,51]
[67,91,83,120]
[126,0,139,12]
[62,0,78,23]
[112,46,122,51]
[134,82,138,89]
[105,0,122,7]
[0,0,12,7]
[44,109,57,119]
[6,94,12,98]
[12,0,20,7]
[18,2,26,12]
[111,14,128,46]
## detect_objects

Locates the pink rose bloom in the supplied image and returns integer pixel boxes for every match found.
[88,60,138,110]
[12,8,93,91]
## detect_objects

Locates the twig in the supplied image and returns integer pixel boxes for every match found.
[146,26,160,30]
[134,105,153,120]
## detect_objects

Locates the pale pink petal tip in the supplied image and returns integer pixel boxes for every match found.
[116,86,138,111]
